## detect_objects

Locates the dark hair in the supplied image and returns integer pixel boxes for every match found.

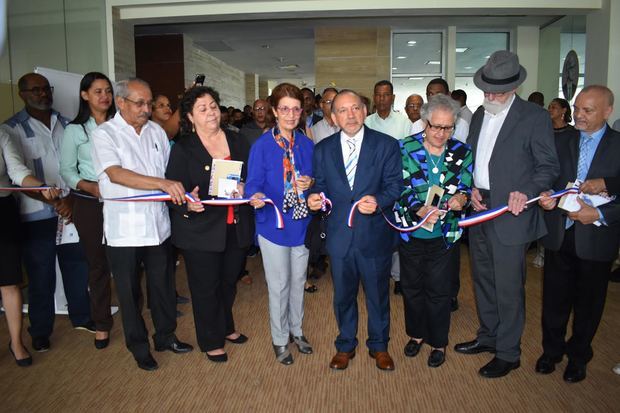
[427,78,449,94]
[179,86,221,134]
[70,72,116,126]
[551,97,572,123]
[528,91,545,107]
[219,105,227,113]
[451,89,467,102]
[323,87,338,95]
[374,80,393,94]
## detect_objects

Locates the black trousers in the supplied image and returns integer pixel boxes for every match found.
[399,237,459,348]
[106,239,176,360]
[542,227,611,365]
[72,195,113,331]
[182,225,247,352]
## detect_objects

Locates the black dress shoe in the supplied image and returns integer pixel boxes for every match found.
[563,361,586,383]
[404,339,423,357]
[94,338,110,350]
[454,339,495,355]
[479,357,520,378]
[225,334,249,344]
[9,341,33,367]
[393,281,402,295]
[136,353,159,371]
[32,337,50,353]
[428,349,445,368]
[535,354,562,374]
[450,297,459,312]
[206,352,228,363]
[154,338,193,354]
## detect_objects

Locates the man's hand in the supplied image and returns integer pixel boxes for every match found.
[507,191,528,216]
[470,188,487,212]
[55,197,73,221]
[580,178,607,195]
[187,186,204,213]
[416,205,440,224]
[160,179,186,205]
[41,187,61,201]
[357,195,377,215]
[538,190,557,211]
[447,193,467,211]
[307,193,323,211]
[567,197,601,225]
[249,192,266,209]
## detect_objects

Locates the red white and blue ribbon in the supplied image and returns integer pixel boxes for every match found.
[105,192,284,229]
[457,187,580,228]
[0,186,53,192]
[319,192,332,215]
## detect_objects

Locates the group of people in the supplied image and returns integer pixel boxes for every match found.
[1,50,618,382]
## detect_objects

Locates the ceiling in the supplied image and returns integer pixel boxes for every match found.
[135,15,586,88]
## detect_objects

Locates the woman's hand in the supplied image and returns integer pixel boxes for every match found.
[307,193,323,211]
[416,205,440,224]
[249,192,266,209]
[187,186,205,213]
[447,193,467,211]
[297,175,313,191]
[538,190,556,211]
[231,182,245,199]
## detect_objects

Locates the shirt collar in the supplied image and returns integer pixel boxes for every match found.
[114,111,150,134]
[341,125,364,142]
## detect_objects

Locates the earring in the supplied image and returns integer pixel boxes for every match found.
[191,123,195,133]
[422,132,426,138]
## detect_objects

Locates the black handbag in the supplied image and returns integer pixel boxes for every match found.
[304,213,327,263]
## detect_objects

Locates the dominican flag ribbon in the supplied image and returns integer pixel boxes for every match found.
[0,186,53,192]
[106,192,284,229]
[319,192,332,214]
[458,187,580,228]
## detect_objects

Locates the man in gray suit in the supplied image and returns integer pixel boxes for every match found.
[454,51,560,378]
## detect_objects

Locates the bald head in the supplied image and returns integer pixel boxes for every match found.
[405,94,424,123]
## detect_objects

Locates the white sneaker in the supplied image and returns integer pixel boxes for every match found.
[613,363,620,375]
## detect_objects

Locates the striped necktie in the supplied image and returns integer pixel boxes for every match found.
[345,138,358,190]
[567,134,593,229]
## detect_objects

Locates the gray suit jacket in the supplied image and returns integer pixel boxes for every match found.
[467,95,560,246]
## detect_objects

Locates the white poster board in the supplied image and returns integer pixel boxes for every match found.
[34,66,83,121]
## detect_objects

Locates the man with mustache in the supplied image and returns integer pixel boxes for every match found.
[91,78,193,371]
[454,51,559,378]
[1,73,93,353]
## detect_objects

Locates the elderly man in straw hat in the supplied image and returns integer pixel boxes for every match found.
[453,51,559,378]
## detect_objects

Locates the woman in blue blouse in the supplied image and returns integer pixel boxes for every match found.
[246,83,314,365]
[60,72,116,349]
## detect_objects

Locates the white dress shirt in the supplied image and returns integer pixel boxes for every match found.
[0,128,33,197]
[1,109,68,221]
[311,118,339,144]
[91,112,171,247]
[460,105,473,124]
[365,110,411,140]
[340,126,365,188]
[473,95,516,190]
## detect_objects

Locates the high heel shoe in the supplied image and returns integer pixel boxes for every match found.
[289,335,313,354]
[9,341,33,367]
[94,331,110,349]
[206,351,228,363]
[273,344,294,365]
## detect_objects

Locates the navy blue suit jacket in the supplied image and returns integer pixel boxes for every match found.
[312,126,402,259]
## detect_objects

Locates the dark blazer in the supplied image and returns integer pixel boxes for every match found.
[467,95,560,245]
[312,126,402,259]
[165,129,254,252]
[540,125,620,261]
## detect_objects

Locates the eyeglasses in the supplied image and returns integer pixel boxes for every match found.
[277,106,303,115]
[254,107,266,111]
[321,100,333,105]
[21,86,54,96]
[124,97,153,108]
[426,121,455,133]
[406,104,422,109]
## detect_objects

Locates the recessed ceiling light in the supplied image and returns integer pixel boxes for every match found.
[485,55,491,59]
[261,44,270,49]
[396,56,407,59]
[407,41,417,46]
[425,60,441,65]
[392,67,398,70]
[408,77,424,80]
[464,66,473,70]
[456,47,469,53]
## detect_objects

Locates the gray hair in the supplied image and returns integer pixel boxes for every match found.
[114,78,150,99]
[420,94,460,123]
[331,89,363,112]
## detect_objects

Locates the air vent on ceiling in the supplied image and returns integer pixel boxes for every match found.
[278,64,299,71]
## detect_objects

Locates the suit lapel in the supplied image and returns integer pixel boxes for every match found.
[352,128,375,194]
[330,133,350,190]
[586,126,612,180]
[468,106,485,154]
[567,130,579,181]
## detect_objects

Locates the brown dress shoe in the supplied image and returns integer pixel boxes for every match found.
[329,351,356,370]
[369,351,395,371]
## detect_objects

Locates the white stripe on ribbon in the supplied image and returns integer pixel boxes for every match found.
[0,186,52,192]
[105,192,285,229]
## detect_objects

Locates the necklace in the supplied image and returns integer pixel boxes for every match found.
[425,145,445,174]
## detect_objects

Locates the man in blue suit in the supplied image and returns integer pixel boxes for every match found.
[308,90,402,371]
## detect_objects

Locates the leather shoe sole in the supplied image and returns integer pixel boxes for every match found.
[330,351,356,370]
[454,340,496,355]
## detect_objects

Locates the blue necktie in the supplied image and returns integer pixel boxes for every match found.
[345,139,357,190]
[567,135,592,229]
